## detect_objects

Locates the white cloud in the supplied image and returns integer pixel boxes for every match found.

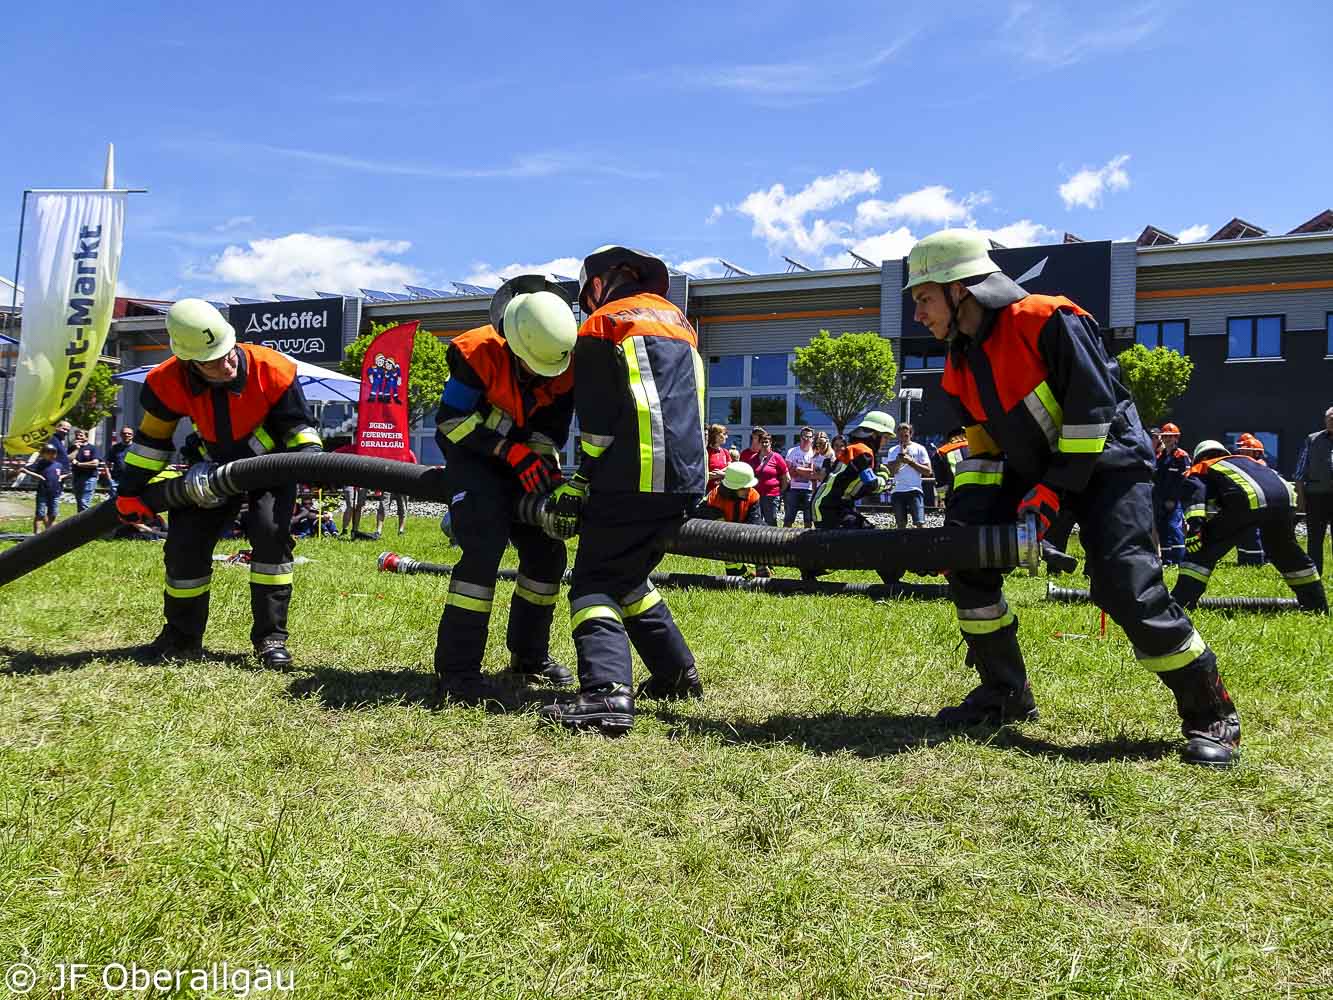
[1003,2,1165,70]
[1058,154,1131,209]
[214,215,254,232]
[737,169,881,255]
[979,219,1061,247]
[682,38,911,104]
[196,233,421,298]
[823,227,917,269]
[462,257,583,289]
[856,185,991,228]
[705,204,724,225]
[1177,223,1210,243]
[670,257,729,279]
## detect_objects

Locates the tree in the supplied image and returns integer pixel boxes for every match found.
[341,322,451,427]
[1115,343,1194,427]
[790,330,898,434]
[66,362,121,431]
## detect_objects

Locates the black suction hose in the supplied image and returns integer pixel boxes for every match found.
[377,553,953,601]
[1046,584,1300,612]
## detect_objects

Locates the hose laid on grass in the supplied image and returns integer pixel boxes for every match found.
[1045,584,1300,612]
[377,552,953,601]
[0,451,1038,588]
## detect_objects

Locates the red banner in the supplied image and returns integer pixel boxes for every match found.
[354,321,419,461]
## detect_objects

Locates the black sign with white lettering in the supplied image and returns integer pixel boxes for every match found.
[899,240,1112,337]
[230,297,344,364]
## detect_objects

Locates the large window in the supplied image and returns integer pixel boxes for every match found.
[1136,320,1188,354]
[900,337,946,370]
[1227,316,1283,359]
[750,353,790,386]
[708,396,741,424]
[794,394,833,429]
[1326,313,1332,356]
[750,395,788,425]
[709,354,744,386]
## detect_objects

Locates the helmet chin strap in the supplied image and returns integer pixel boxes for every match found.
[945,283,966,342]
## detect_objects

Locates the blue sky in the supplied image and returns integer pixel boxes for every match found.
[4,0,1330,300]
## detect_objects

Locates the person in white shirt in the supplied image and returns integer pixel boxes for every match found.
[782,426,818,526]
[886,423,932,528]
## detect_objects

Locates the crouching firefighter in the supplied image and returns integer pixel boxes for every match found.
[905,229,1241,767]
[114,299,322,668]
[537,246,706,735]
[693,461,763,576]
[805,411,900,583]
[1172,440,1326,613]
[432,275,580,705]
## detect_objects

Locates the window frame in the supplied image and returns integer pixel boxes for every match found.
[1135,319,1189,354]
[1225,314,1284,360]
[1326,312,1333,358]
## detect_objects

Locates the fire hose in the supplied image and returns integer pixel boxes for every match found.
[0,452,1040,588]
[1045,584,1300,612]
[377,552,954,601]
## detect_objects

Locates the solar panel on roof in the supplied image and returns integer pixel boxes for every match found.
[430,287,456,297]
[273,294,303,301]
[315,291,342,299]
[233,297,266,304]
[207,301,230,310]
[452,282,496,296]
[385,291,413,301]
[404,285,437,299]
[552,274,577,283]
[359,289,394,301]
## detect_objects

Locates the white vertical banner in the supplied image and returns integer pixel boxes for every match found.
[4,191,126,455]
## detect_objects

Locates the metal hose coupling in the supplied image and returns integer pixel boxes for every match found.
[514,489,562,537]
[182,462,228,508]
[378,552,421,574]
[1016,512,1041,575]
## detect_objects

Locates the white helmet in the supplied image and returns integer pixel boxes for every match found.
[504,291,577,377]
[167,299,236,362]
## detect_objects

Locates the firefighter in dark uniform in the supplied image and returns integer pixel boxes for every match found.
[904,230,1241,767]
[810,411,896,530]
[537,246,706,735]
[931,426,969,508]
[1153,422,1190,565]
[432,275,579,704]
[693,461,763,577]
[1173,440,1326,612]
[114,299,322,668]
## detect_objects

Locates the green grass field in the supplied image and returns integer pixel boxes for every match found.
[2,509,1331,999]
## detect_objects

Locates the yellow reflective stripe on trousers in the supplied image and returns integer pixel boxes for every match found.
[1282,566,1319,584]
[622,337,666,493]
[1022,381,1063,450]
[250,561,295,586]
[515,573,561,606]
[1214,460,1265,510]
[446,580,495,613]
[164,574,211,599]
[621,585,662,618]
[956,600,1014,635]
[1135,629,1207,673]
[571,604,622,629]
[1177,563,1212,584]
[954,458,1004,489]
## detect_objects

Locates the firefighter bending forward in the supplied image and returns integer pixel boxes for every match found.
[432,275,580,705]
[115,299,322,668]
[538,246,706,735]
[1173,440,1326,613]
[904,230,1241,767]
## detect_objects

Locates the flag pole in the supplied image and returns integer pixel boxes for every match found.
[0,190,29,458]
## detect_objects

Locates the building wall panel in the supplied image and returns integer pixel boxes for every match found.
[1136,288,1333,336]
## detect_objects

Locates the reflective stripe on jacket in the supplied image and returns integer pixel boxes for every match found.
[941,294,1151,495]
[812,442,877,526]
[1183,454,1296,522]
[574,291,705,495]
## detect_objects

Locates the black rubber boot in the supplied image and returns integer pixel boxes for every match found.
[936,627,1039,727]
[636,663,704,701]
[509,653,574,686]
[538,684,635,735]
[1158,651,1241,768]
[255,638,293,670]
[435,672,515,712]
[1042,541,1079,576]
[134,626,204,664]
[1293,581,1329,615]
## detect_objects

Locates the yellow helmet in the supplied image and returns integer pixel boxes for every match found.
[167,299,236,362]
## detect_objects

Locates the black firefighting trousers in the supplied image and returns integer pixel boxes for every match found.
[162,485,296,647]
[1173,509,1325,611]
[568,492,698,692]
[946,460,1213,681]
[433,451,566,678]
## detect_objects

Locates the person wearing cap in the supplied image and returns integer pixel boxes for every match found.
[693,461,764,576]
[432,274,579,705]
[1232,433,1269,565]
[905,229,1241,767]
[1153,422,1191,565]
[806,410,899,583]
[1174,440,1325,613]
[536,246,706,735]
[114,299,322,667]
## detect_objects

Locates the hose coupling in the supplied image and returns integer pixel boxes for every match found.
[182,462,227,509]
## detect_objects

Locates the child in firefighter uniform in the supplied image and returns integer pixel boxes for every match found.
[693,461,763,576]
[904,230,1241,767]
[1153,422,1191,565]
[114,299,322,668]
[432,275,579,705]
[537,246,706,735]
[804,412,898,583]
[1173,440,1326,612]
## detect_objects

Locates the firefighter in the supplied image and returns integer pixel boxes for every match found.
[1154,422,1191,565]
[905,229,1241,767]
[693,461,763,576]
[810,412,896,530]
[1233,433,1269,565]
[536,246,706,735]
[1174,440,1325,612]
[432,274,579,705]
[114,299,322,668]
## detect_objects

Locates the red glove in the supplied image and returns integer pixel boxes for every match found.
[116,495,155,525]
[501,441,558,494]
[1017,483,1059,540]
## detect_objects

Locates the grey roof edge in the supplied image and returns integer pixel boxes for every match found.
[690,266,882,297]
[1136,231,1333,266]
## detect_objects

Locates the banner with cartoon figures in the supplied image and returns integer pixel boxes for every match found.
[4,191,126,455]
[353,321,418,462]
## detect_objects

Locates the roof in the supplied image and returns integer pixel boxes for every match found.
[1208,217,1268,241]
[1137,225,1178,247]
[1287,209,1333,235]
